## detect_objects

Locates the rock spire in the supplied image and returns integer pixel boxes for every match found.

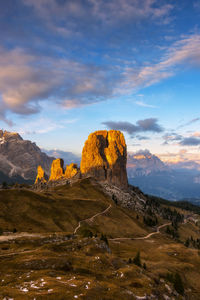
[49,158,64,181]
[35,165,48,184]
[80,130,128,188]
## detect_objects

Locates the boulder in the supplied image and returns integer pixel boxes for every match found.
[49,158,64,181]
[80,130,128,188]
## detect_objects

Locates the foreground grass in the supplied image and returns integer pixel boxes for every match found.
[0,178,200,299]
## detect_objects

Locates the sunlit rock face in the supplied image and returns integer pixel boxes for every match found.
[80,130,128,188]
[49,158,64,181]
[35,165,48,184]
[65,163,79,179]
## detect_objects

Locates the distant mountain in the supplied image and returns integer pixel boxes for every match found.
[127,149,167,177]
[0,130,53,183]
[44,149,81,166]
[127,150,200,201]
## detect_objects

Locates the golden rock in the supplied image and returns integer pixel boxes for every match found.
[65,163,79,179]
[49,158,64,181]
[35,165,47,184]
[80,130,128,188]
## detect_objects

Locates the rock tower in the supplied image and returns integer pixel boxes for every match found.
[49,158,64,181]
[80,130,128,188]
[35,165,48,184]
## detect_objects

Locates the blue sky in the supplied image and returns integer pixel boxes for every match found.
[0,0,200,164]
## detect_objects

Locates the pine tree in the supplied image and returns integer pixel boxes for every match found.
[133,251,141,267]
[174,273,184,295]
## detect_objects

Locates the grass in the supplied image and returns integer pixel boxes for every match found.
[0,178,200,298]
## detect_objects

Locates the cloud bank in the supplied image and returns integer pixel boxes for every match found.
[102,118,163,135]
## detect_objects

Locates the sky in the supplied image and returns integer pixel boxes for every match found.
[0,0,200,165]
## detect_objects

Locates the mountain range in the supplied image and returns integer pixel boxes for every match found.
[1,130,200,201]
[127,150,200,201]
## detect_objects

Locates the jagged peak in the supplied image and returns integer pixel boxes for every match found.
[0,130,22,140]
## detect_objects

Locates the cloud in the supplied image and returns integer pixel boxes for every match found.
[136,135,150,140]
[177,117,200,129]
[130,149,151,156]
[1,30,200,123]
[17,117,77,135]
[137,118,163,132]
[0,47,119,121]
[192,132,200,137]
[162,132,183,144]
[102,118,163,135]
[135,100,157,108]
[43,149,81,165]
[22,0,173,30]
[180,137,200,146]
[120,34,200,94]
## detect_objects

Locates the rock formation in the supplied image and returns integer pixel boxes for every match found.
[65,163,79,179]
[80,130,128,188]
[35,165,48,184]
[49,159,64,181]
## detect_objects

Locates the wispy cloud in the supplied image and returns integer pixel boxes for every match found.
[177,117,200,129]
[17,117,77,135]
[120,34,200,94]
[102,118,163,136]
[135,100,157,108]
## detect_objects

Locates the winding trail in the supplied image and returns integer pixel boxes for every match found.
[73,204,112,234]
[109,222,172,241]
[0,232,44,242]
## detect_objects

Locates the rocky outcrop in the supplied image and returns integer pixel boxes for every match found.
[35,165,48,184]
[0,130,53,183]
[80,130,128,188]
[65,163,79,179]
[49,158,64,181]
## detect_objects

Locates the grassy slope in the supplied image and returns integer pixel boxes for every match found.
[0,178,200,299]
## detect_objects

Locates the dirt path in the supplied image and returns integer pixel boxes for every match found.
[109,222,171,241]
[0,232,44,242]
[74,204,112,234]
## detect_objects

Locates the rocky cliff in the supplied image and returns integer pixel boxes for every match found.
[0,130,53,182]
[80,130,128,188]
